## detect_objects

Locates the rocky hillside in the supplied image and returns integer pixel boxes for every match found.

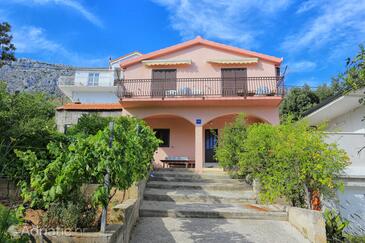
[0,58,75,96]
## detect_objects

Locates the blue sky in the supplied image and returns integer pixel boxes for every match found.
[1,0,365,87]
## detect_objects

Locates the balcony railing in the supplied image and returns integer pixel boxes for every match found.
[58,75,117,87]
[117,76,284,99]
[58,75,75,86]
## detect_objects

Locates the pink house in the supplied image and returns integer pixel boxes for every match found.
[57,36,284,172]
[118,36,283,171]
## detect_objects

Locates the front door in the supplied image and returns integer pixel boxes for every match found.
[205,129,218,162]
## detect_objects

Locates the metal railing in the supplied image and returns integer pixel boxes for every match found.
[117,76,284,99]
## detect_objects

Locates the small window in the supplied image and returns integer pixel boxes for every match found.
[275,67,281,77]
[154,129,170,147]
[88,72,99,86]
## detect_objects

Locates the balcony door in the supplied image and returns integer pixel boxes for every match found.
[221,68,247,96]
[152,69,177,97]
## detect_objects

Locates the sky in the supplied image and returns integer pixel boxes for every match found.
[0,0,365,87]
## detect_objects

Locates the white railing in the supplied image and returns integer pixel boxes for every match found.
[58,75,75,86]
[58,74,116,87]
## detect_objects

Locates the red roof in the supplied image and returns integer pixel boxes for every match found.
[57,103,123,111]
[121,36,282,68]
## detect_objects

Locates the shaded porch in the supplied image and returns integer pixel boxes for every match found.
[143,113,267,170]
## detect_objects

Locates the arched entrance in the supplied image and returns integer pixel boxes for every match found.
[143,114,195,168]
[203,113,267,166]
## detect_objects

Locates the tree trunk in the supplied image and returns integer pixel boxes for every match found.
[303,183,311,209]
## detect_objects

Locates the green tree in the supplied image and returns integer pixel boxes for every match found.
[280,85,320,120]
[16,116,160,209]
[0,22,16,67]
[0,82,58,181]
[217,116,349,208]
[215,114,248,171]
[244,120,349,207]
[315,83,335,102]
[66,113,112,136]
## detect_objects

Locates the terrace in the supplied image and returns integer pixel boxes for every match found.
[117,76,284,107]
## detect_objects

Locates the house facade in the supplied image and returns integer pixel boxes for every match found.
[57,37,284,171]
[304,88,365,234]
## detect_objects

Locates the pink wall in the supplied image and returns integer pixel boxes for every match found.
[124,44,277,79]
[122,44,279,97]
[142,113,267,167]
[144,116,195,168]
[122,106,280,126]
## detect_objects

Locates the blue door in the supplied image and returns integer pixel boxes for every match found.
[205,129,218,162]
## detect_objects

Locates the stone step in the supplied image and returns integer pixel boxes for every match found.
[156,168,224,173]
[148,175,243,183]
[143,188,256,204]
[146,181,252,191]
[140,201,288,221]
[152,171,230,179]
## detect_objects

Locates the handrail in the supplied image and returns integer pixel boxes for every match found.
[117,76,284,99]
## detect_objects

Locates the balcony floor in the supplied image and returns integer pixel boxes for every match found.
[119,96,282,108]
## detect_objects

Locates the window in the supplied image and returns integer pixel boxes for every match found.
[275,67,281,77]
[88,72,99,86]
[154,129,170,147]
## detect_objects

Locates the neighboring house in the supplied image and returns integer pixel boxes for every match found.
[57,36,284,171]
[304,88,365,234]
[57,52,142,131]
[58,51,142,103]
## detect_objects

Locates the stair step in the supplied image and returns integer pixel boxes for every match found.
[156,168,224,173]
[140,201,288,220]
[149,176,243,183]
[143,188,256,203]
[152,171,230,179]
[146,181,252,191]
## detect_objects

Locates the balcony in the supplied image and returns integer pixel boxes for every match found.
[58,74,118,101]
[117,76,284,107]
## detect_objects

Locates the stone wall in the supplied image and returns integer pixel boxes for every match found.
[56,110,123,133]
[288,207,326,243]
[19,180,147,243]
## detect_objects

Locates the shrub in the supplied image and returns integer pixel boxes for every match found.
[42,195,96,230]
[215,114,248,171]
[216,115,349,207]
[16,116,160,209]
[0,82,58,182]
[66,113,112,136]
[324,209,349,243]
[0,204,28,243]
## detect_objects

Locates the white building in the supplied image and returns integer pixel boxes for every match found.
[58,52,142,103]
[56,52,141,132]
[304,88,365,234]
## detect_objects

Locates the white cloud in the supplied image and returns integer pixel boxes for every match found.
[295,0,318,14]
[283,0,365,52]
[13,26,107,66]
[288,60,317,73]
[152,0,290,48]
[9,0,103,27]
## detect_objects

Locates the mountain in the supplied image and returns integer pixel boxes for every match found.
[0,58,75,96]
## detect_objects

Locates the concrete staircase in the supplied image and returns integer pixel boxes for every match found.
[140,168,288,221]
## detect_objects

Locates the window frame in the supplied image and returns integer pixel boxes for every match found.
[153,128,170,147]
[87,72,100,86]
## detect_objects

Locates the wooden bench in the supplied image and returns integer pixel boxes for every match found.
[160,157,195,168]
